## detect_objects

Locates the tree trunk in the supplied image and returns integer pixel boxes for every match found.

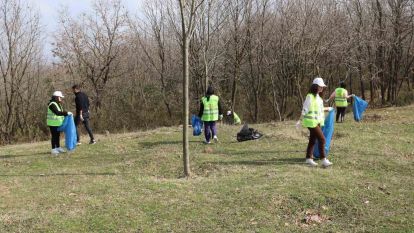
[182,37,191,177]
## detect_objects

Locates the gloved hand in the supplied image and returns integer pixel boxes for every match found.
[324,99,329,103]
[351,94,355,97]
[67,112,73,115]
[80,115,84,122]
[219,114,223,120]
[327,107,333,111]
[295,120,301,130]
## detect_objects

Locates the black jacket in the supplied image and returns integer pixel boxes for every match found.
[74,92,90,116]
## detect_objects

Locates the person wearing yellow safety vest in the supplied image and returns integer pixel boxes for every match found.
[296,77,333,167]
[47,91,72,155]
[198,86,223,144]
[326,82,354,123]
[226,110,241,125]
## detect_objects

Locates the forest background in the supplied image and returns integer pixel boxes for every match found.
[1,0,413,144]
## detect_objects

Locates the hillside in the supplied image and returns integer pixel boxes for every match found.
[0,105,413,232]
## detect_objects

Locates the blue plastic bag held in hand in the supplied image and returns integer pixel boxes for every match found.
[57,115,77,151]
[191,115,203,136]
[352,96,368,122]
[314,109,335,158]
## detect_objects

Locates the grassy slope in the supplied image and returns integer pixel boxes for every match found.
[0,105,413,232]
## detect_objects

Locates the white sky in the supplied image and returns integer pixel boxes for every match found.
[26,0,143,59]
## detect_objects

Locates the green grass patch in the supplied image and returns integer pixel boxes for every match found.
[0,106,413,232]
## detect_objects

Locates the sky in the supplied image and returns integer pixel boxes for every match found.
[26,0,143,59]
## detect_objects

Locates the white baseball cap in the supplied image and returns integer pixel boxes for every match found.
[312,77,327,87]
[227,111,232,116]
[52,91,64,98]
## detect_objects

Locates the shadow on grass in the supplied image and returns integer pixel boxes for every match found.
[218,150,303,156]
[0,151,50,159]
[207,157,305,166]
[139,140,199,148]
[0,172,120,177]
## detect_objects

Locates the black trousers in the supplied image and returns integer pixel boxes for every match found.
[75,116,94,142]
[49,126,60,149]
[336,107,347,122]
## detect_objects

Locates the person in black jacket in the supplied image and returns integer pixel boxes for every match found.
[47,91,71,155]
[72,84,96,145]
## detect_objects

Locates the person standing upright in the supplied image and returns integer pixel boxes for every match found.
[327,82,354,123]
[198,86,223,144]
[47,91,71,155]
[72,84,96,145]
[296,77,333,167]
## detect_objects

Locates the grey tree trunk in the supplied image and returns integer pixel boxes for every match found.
[178,0,204,177]
[182,36,191,177]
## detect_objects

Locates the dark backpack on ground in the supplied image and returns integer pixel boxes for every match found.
[237,124,263,142]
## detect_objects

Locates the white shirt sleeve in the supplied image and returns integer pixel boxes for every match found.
[317,95,325,121]
[301,95,311,116]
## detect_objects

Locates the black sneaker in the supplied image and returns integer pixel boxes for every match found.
[89,140,96,145]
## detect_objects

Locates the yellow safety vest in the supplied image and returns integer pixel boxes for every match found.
[47,102,64,126]
[233,112,241,124]
[201,95,219,121]
[302,94,324,128]
[335,88,348,107]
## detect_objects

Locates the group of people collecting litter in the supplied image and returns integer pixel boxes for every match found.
[199,77,354,168]
[49,77,354,167]
[47,85,96,155]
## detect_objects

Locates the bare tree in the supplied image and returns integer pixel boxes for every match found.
[226,0,251,112]
[177,0,205,177]
[132,0,175,118]
[190,0,228,96]
[53,0,128,116]
[0,0,42,142]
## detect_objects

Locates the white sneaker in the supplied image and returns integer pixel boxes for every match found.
[213,135,218,143]
[203,140,211,144]
[51,149,60,155]
[305,158,318,166]
[56,147,66,153]
[76,142,82,145]
[321,158,333,167]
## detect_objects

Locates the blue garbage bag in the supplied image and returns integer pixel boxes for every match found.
[191,115,203,136]
[57,115,77,151]
[353,96,368,122]
[314,109,335,158]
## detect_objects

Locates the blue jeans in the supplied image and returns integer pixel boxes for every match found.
[204,121,217,142]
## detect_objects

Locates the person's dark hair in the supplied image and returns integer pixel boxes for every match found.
[339,82,346,88]
[51,96,59,102]
[72,84,80,90]
[309,84,319,96]
[206,86,214,101]
[206,86,214,96]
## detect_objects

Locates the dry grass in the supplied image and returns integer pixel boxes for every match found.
[0,105,413,232]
